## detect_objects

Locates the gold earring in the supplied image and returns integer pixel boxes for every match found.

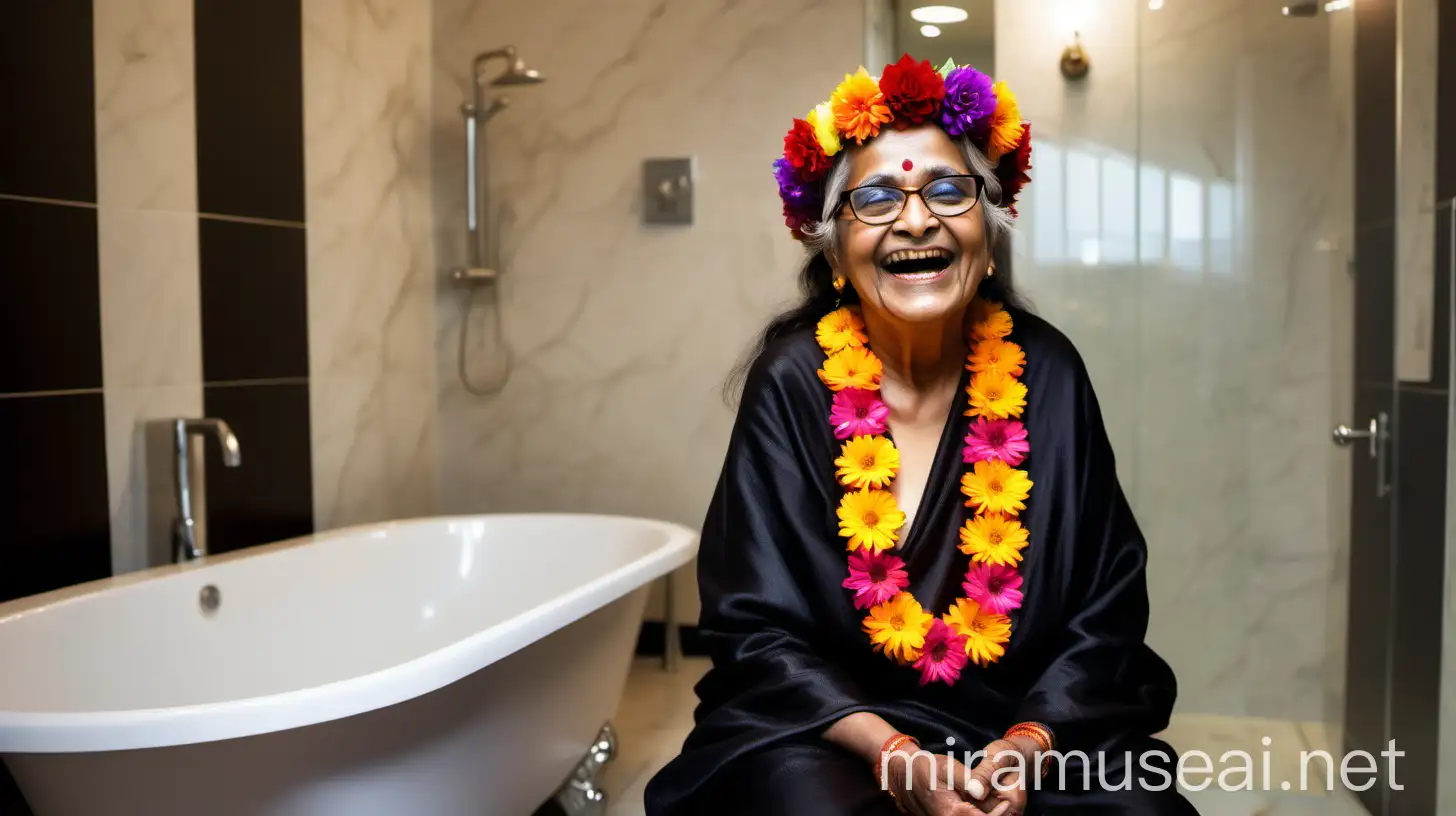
[833,275,847,293]
[987,263,996,278]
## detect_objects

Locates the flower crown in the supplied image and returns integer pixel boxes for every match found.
[775,54,1033,241]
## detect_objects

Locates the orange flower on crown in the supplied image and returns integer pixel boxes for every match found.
[819,346,883,391]
[967,338,1025,378]
[831,67,894,144]
[986,81,1024,163]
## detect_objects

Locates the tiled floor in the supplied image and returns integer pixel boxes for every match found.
[601,658,1369,816]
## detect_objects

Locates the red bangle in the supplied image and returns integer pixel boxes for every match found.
[877,734,919,813]
[1004,722,1055,777]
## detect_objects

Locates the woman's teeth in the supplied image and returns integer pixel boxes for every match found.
[880,248,954,279]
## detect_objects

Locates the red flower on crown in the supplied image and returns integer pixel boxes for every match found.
[996,122,1034,216]
[880,54,946,129]
[784,119,832,180]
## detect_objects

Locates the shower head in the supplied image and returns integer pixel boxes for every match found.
[493,58,544,86]
[473,46,546,88]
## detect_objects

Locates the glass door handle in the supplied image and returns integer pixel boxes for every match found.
[1332,411,1391,496]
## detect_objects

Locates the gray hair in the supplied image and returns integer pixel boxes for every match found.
[802,136,1015,261]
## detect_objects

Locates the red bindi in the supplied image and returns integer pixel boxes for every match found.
[902,159,914,171]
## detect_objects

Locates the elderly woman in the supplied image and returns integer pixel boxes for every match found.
[644,57,1195,816]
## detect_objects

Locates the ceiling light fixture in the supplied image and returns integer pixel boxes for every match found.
[910,5,970,25]
[920,24,943,37]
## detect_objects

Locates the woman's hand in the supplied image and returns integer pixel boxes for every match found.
[962,737,1038,816]
[885,752,1008,816]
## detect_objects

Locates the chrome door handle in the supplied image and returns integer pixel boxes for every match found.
[1332,417,1379,456]
[1332,411,1391,497]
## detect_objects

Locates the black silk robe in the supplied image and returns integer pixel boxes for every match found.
[644,309,1196,815]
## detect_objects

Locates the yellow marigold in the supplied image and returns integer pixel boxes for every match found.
[986,81,1024,163]
[958,513,1030,566]
[837,487,906,552]
[816,307,867,354]
[835,435,900,490]
[971,305,1014,341]
[819,346,883,392]
[967,338,1025,378]
[960,460,1033,516]
[944,598,1012,667]
[864,592,934,664]
[967,370,1027,419]
[806,101,843,157]
[831,67,893,144]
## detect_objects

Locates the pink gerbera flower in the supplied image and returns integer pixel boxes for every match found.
[963,563,1025,616]
[963,418,1030,466]
[842,549,909,610]
[914,619,969,685]
[830,388,890,440]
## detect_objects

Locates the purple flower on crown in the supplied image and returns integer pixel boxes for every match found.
[774,157,823,218]
[939,66,998,139]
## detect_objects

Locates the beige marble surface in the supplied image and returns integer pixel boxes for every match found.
[996,0,1351,723]
[304,0,439,530]
[93,0,204,576]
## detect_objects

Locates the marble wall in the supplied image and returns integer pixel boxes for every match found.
[996,0,1352,721]
[429,0,863,621]
[303,0,439,530]
[94,0,205,573]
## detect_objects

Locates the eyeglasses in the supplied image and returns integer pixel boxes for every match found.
[839,174,985,226]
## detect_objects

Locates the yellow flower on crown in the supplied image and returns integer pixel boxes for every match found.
[816,307,867,353]
[967,370,1028,419]
[864,592,934,664]
[831,67,893,144]
[806,101,843,157]
[986,81,1024,163]
[819,346,883,391]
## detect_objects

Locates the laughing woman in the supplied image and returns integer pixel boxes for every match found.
[643,57,1196,816]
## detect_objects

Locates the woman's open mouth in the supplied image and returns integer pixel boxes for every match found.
[879,248,954,282]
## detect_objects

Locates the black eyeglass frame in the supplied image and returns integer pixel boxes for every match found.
[837,173,987,226]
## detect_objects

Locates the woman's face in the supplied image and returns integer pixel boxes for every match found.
[832,125,989,326]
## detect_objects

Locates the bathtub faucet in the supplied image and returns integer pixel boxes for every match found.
[170,418,242,563]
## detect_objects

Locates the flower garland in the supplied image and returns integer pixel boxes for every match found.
[817,302,1033,686]
[775,54,1035,241]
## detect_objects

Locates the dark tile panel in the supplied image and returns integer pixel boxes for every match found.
[0,393,111,605]
[1343,384,1394,793]
[1431,205,1452,389]
[194,0,305,222]
[202,383,312,555]
[1355,0,1397,230]
[1440,0,1455,202]
[1386,387,1448,815]
[0,199,103,394]
[198,219,309,382]
[1355,222,1396,386]
[0,1,96,202]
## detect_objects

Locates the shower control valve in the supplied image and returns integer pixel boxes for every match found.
[450,266,499,286]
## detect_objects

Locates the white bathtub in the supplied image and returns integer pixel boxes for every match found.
[0,513,696,816]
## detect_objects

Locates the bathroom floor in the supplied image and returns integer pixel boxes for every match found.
[602,658,1370,816]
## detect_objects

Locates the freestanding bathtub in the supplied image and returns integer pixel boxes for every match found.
[0,514,697,816]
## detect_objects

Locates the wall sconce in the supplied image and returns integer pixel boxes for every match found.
[1060,32,1090,80]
